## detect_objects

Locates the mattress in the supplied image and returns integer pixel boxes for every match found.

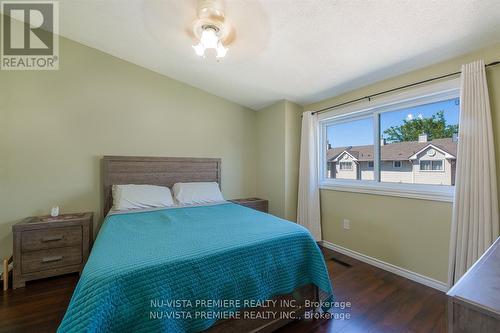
[58,203,333,333]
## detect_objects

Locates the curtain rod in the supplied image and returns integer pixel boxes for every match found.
[311,60,500,116]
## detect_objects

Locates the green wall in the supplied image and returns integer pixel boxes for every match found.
[256,102,286,217]
[256,100,302,220]
[306,43,500,283]
[0,36,258,261]
[284,101,303,221]
[320,191,452,281]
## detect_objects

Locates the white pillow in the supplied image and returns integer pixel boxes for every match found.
[173,182,224,205]
[112,184,175,210]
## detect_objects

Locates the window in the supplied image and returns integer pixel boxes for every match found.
[420,160,443,171]
[433,160,444,170]
[324,117,374,180]
[339,162,352,170]
[319,79,460,201]
[378,97,458,185]
[420,160,431,170]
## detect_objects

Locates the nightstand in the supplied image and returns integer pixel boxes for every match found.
[12,212,93,289]
[229,198,268,213]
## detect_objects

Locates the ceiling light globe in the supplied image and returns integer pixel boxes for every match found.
[216,42,228,58]
[200,28,219,49]
[192,43,205,57]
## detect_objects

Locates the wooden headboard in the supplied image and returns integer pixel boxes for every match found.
[102,156,221,216]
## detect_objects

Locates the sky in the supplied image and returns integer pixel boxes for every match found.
[327,98,460,148]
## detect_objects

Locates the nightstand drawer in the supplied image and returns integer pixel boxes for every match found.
[21,226,82,252]
[21,246,82,274]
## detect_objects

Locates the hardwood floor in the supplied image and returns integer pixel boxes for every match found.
[1,273,78,332]
[0,247,447,333]
[280,248,447,333]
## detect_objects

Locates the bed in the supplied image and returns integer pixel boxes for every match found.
[58,156,333,333]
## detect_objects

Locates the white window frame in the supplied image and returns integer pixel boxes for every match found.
[318,78,460,202]
[393,161,402,168]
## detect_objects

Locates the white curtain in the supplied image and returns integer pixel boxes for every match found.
[448,60,499,286]
[297,111,322,241]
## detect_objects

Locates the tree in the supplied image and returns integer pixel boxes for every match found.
[383,110,458,143]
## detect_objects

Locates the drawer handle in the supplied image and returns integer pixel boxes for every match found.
[41,256,63,263]
[42,235,63,242]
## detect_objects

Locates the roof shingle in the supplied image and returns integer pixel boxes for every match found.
[327,138,457,162]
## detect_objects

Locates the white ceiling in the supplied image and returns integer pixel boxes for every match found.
[55,1,500,109]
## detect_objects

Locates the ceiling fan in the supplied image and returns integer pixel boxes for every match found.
[191,0,234,59]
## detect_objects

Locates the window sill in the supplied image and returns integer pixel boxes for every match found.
[319,180,454,202]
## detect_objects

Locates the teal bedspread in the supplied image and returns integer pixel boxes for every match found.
[58,203,332,333]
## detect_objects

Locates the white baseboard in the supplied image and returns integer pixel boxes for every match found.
[321,240,448,292]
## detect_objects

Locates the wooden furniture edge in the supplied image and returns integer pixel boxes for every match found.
[2,255,13,291]
[13,212,94,231]
[447,237,500,331]
[229,198,269,213]
[206,284,319,333]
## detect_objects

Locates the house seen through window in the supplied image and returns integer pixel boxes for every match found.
[326,117,374,181]
[324,97,459,186]
[339,161,353,170]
